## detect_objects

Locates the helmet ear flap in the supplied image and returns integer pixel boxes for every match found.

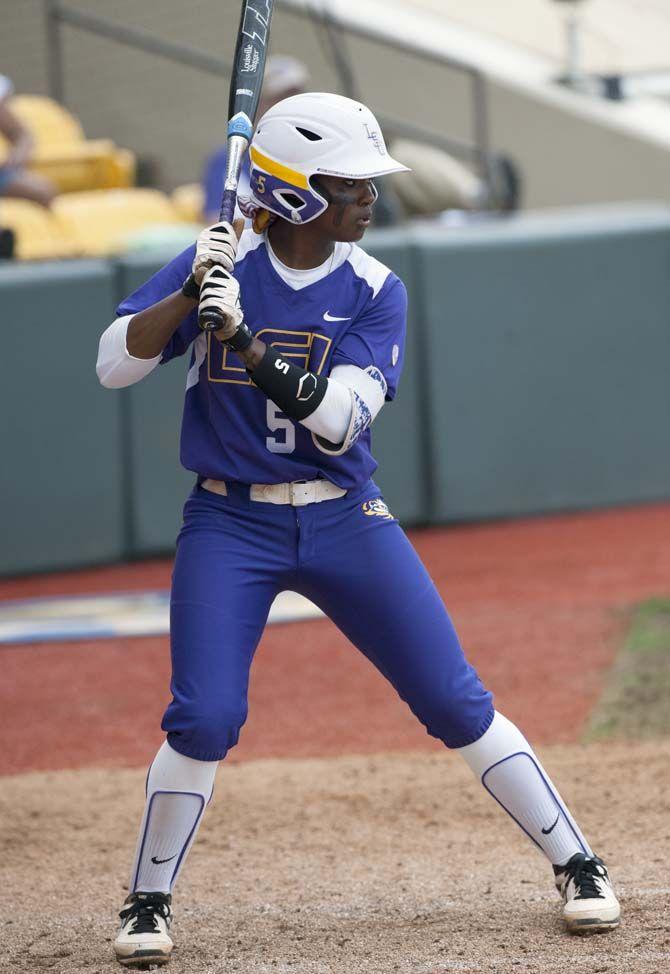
[248,163,329,224]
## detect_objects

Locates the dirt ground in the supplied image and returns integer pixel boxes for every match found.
[2,742,669,974]
[3,505,669,972]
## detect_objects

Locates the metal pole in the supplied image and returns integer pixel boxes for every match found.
[306,1,360,100]
[565,10,582,88]
[52,3,231,78]
[45,0,65,104]
[552,0,589,89]
[471,70,493,186]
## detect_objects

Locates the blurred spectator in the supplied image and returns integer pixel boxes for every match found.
[201,55,309,223]
[388,139,521,223]
[0,75,56,207]
[0,226,14,258]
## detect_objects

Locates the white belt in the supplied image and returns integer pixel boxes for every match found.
[202,478,347,506]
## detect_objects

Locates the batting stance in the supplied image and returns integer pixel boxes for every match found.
[97,93,619,968]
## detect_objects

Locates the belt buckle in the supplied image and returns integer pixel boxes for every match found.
[289,480,311,506]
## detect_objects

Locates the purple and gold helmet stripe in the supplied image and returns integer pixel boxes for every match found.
[249,146,309,189]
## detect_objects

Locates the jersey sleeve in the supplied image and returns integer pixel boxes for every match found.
[115,245,200,364]
[202,146,228,219]
[330,275,407,400]
[0,75,13,102]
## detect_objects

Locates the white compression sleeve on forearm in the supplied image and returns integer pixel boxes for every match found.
[129,741,218,894]
[457,711,592,866]
[300,363,386,447]
[96,314,162,389]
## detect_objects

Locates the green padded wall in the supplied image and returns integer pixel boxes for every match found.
[118,255,195,556]
[361,231,426,524]
[4,206,668,575]
[414,208,670,520]
[0,260,122,573]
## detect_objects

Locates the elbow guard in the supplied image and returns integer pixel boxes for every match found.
[249,347,328,420]
[312,365,388,456]
[312,388,371,456]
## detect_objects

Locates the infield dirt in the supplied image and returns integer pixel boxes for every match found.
[2,741,669,974]
[3,505,669,972]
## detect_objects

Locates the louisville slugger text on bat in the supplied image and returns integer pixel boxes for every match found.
[198,0,275,332]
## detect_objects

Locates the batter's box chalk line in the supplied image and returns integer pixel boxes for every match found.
[0,589,322,645]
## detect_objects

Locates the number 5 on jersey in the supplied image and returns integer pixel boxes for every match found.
[266,401,295,454]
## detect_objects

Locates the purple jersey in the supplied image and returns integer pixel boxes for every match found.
[116,230,407,489]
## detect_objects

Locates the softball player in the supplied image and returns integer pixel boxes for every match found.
[97,93,619,968]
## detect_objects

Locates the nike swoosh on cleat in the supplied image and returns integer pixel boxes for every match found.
[541,813,561,835]
[151,853,177,865]
[323,311,351,321]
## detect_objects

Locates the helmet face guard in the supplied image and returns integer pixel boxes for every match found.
[247,92,409,225]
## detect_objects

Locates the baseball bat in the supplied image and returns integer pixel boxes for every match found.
[198,0,275,332]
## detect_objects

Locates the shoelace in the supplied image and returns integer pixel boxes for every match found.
[120,894,171,935]
[565,856,606,900]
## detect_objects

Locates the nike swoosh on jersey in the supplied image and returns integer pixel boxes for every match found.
[323,311,351,322]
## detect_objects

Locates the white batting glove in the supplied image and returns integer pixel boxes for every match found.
[198,266,244,339]
[193,221,238,279]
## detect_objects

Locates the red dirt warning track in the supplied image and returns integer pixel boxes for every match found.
[2,503,669,776]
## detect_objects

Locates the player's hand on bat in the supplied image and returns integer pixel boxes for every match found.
[192,221,239,283]
[199,266,245,340]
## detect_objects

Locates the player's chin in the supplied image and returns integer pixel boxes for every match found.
[339,219,370,242]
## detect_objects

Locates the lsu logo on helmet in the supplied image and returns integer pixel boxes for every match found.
[362,498,394,520]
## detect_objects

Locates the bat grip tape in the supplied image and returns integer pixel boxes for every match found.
[219,188,238,225]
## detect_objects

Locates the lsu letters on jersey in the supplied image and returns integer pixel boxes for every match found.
[116,229,407,489]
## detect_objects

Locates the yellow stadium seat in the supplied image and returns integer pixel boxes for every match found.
[52,188,181,257]
[0,199,79,260]
[27,141,136,193]
[0,96,136,194]
[6,95,84,147]
[171,183,205,224]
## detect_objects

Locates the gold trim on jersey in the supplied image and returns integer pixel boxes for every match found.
[207,328,332,385]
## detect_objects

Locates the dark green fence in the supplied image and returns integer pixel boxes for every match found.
[415,208,670,520]
[0,260,124,573]
[1,206,669,574]
[117,254,195,556]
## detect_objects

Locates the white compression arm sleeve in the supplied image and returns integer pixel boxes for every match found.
[300,363,387,448]
[96,314,162,389]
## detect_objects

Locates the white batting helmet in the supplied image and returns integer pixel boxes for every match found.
[248,92,410,224]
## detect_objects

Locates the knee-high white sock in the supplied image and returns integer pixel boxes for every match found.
[128,741,218,894]
[458,711,592,866]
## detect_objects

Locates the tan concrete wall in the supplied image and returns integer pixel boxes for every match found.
[0,1,341,190]
[412,0,670,75]
[2,1,669,205]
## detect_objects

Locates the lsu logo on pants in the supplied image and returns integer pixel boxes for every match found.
[362,498,394,520]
